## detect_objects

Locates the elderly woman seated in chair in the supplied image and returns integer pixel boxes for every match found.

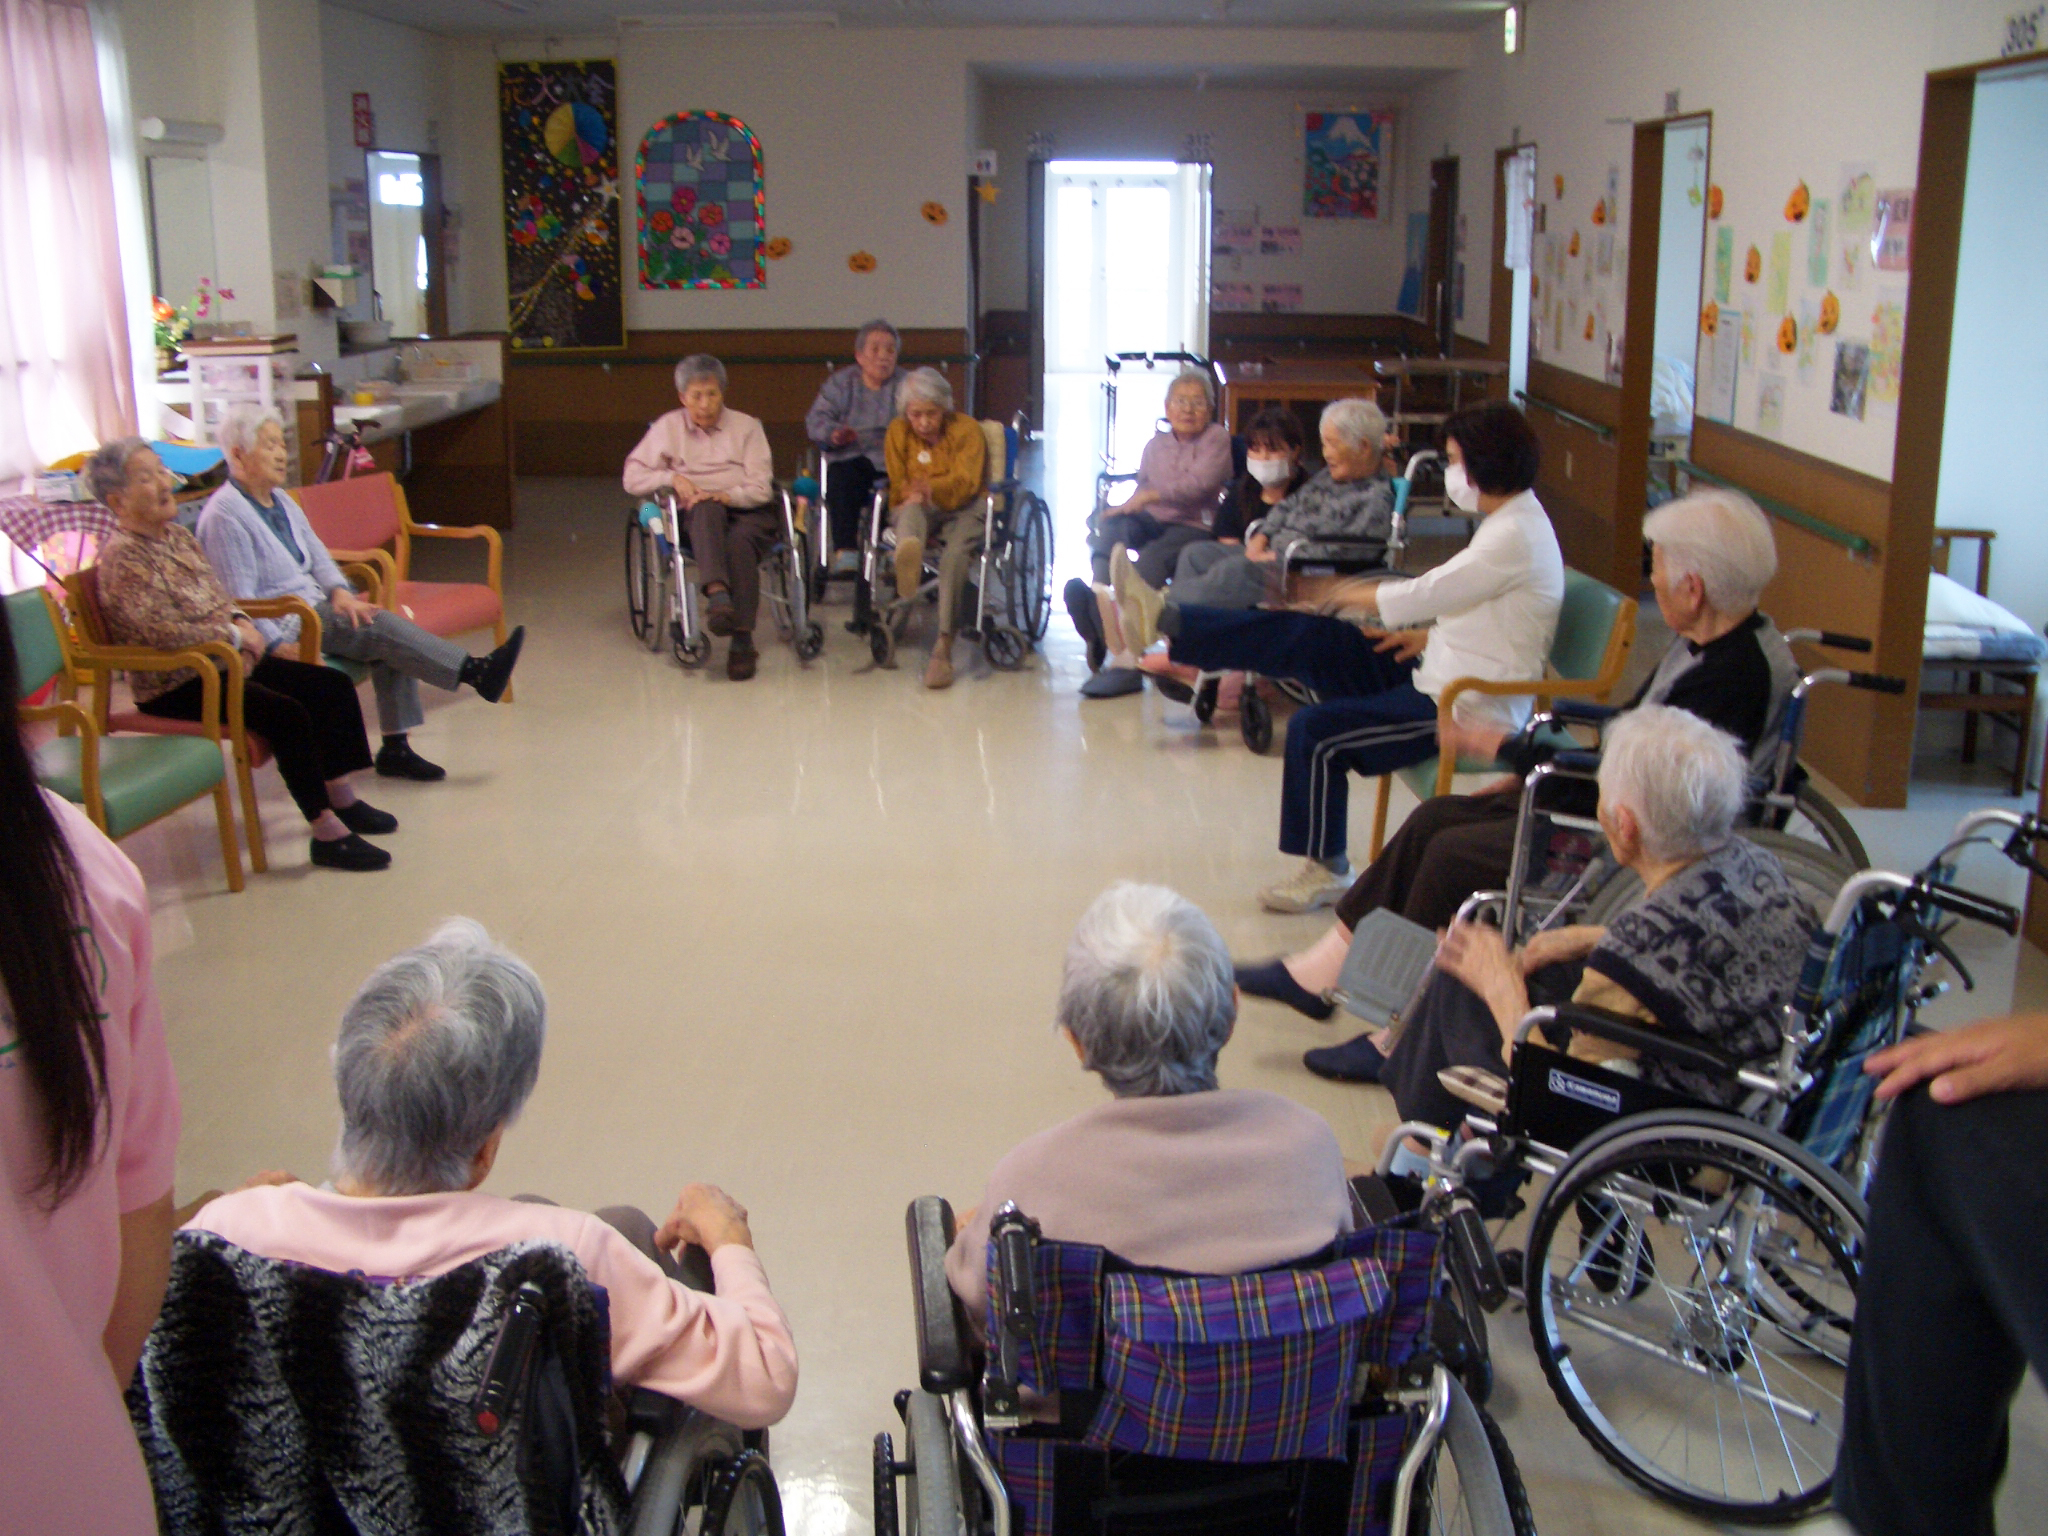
[945,883,1352,1334]
[884,366,987,689]
[183,918,799,1429]
[89,438,396,872]
[1363,705,1814,1135]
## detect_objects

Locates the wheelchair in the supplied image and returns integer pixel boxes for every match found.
[131,1230,784,1535]
[1355,804,2034,1524]
[625,485,825,668]
[875,1195,1535,1536]
[847,417,1053,673]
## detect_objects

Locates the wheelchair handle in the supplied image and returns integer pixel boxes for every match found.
[1783,628,1873,653]
[1444,1202,1509,1313]
[992,1207,1038,1330]
[1847,671,1907,694]
[1914,879,2021,936]
[474,1281,546,1436]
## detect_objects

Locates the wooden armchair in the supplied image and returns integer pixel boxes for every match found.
[9,588,245,892]
[295,472,509,697]
[1367,570,1638,857]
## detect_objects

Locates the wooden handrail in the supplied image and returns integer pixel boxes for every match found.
[1514,391,1616,441]
[1673,459,1875,557]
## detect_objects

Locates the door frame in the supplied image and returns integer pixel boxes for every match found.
[1425,155,1459,355]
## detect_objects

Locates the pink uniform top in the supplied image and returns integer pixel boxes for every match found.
[622,405,776,508]
[1,793,182,1536]
[187,1183,799,1429]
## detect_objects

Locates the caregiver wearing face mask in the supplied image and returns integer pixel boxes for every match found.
[1133,401,1565,915]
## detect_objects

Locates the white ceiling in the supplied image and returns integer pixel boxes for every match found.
[327,0,1503,38]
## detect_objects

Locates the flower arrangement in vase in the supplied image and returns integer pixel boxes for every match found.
[151,277,235,372]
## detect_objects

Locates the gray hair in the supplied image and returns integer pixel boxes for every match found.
[1165,366,1215,411]
[332,919,547,1196]
[86,437,152,503]
[1644,488,1778,614]
[855,318,900,353]
[896,365,953,414]
[1057,883,1236,1098]
[1320,397,1389,453]
[217,403,286,460]
[673,353,727,393]
[1598,704,1748,864]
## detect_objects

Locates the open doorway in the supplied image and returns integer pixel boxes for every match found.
[1494,144,1536,400]
[366,149,447,339]
[1039,159,1211,575]
[1424,156,1459,356]
[1649,118,1709,474]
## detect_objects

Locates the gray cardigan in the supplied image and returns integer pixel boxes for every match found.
[195,482,349,646]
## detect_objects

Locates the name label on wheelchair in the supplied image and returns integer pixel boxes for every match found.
[1548,1069,1622,1115]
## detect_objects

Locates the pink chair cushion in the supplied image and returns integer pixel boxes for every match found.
[296,474,402,551]
[107,711,273,767]
[395,580,501,639]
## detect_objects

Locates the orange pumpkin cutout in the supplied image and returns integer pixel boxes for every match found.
[1777,316,1798,354]
[1592,198,1608,227]
[847,250,876,273]
[1700,302,1719,336]
[1744,245,1761,283]
[1818,291,1840,334]
[1784,181,1810,222]
[1708,184,1724,220]
[1554,173,1564,199]
[1584,313,1597,341]
[921,201,948,226]
[1568,230,1581,257]
[764,236,792,260]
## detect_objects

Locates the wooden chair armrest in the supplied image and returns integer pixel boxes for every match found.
[338,561,386,607]
[68,640,231,675]
[238,595,325,659]
[403,520,503,593]
[20,698,98,739]
[325,546,400,589]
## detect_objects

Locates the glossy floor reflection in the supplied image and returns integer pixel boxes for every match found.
[126,476,2044,1535]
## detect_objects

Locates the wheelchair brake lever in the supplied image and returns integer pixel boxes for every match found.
[1902,915,1976,993]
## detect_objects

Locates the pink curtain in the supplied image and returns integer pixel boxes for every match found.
[0,0,135,485]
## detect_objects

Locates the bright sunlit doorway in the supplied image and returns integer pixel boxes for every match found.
[1038,159,1211,578]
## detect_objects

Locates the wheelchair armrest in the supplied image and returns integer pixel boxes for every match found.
[1542,1003,1744,1080]
[905,1196,976,1394]
[1550,699,1619,725]
[1551,749,1601,773]
[626,1386,689,1439]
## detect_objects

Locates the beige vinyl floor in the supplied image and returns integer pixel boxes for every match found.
[123,475,2046,1534]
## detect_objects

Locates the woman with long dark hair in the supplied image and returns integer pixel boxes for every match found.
[1,591,183,1532]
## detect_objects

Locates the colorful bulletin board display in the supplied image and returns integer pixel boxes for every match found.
[1303,109,1392,221]
[635,112,766,290]
[500,60,624,351]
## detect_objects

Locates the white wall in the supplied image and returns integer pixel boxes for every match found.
[320,5,445,183]
[1405,0,2019,479]
[977,83,1411,316]
[1652,121,1707,375]
[438,26,1465,336]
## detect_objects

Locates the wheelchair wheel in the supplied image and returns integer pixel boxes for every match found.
[1435,1248,1494,1407]
[1007,491,1054,643]
[701,1448,785,1535]
[899,1389,964,1536]
[1581,829,1853,930]
[625,516,652,640]
[795,622,825,663]
[1404,1373,1535,1536]
[1783,783,1870,870]
[1192,676,1219,725]
[1523,1109,1865,1523]
[872,1432,902,1536]
[983,624,1028,672]
[870,622,896,669]
[673,621,712,670]
[1242,688,1274,754]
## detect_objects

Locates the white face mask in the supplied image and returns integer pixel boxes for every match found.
[1443,459,1481,512]
[1246,455,1293,487]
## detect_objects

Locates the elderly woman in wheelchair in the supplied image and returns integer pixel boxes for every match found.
[882,366,989,688]
[883,884,1531,1536]
[139,920,796,1531]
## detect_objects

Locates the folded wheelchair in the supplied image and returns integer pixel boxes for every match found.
[846,417,1054,672]
[874,1195,1535,1535]
[625,485,824,669]
[131,1230,784,1536]
[1358,804,2035,1525]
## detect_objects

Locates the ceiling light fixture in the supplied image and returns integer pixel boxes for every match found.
[1503,4,1522,55]
[619,10,840,28]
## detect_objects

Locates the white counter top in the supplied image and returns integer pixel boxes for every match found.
[332,379,502,443]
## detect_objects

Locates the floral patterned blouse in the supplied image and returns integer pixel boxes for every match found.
[95,526,246,703]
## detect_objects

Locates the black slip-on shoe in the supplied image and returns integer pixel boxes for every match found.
[333,800,398,836]
[1235,959,1337,1021]
[1303,1032,1388,1083]
[310,833,392,871]
[469,625,525,702]
[375,742,446,781]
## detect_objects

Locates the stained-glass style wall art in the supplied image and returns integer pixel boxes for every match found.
[636,112,766,290]
[499,59,624,351]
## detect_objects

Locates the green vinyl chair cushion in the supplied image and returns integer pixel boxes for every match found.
[1392,720,1586,805]
[325,654,373,685]
[1551,569,1630,682]
[7,588,66,697]
[33,734,226,838]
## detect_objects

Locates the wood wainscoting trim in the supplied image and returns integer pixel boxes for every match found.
[1523,361,1626,591]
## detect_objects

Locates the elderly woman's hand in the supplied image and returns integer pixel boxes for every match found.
[1244,531,1275,562]
[1518,924,1606,975]
[829,425,858,448]
[1437,920,1531,1039]
[1866,1013,2048,1105]
[657,1182,755,1255]
[1372,627,1429,662]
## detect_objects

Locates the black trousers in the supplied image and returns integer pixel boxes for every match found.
[139,655,372,821]
[1333,792,1522,933]
[1835,1085,2048,1536]
[823,455,881,554]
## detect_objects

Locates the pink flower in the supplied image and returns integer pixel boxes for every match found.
[706,231,731,256]
[217,287,235,301]
[671,226,696,250]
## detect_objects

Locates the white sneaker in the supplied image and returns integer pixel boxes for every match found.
[1258,858,1351,914]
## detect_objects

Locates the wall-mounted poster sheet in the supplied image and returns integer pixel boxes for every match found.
[500,59,624,351]
[1303,109,1392,221]
[1213,219,1257,258]
[1699,301,1741,425]
[1871,189,1914,272]
[636,111,766,290]
[1212,280,1256,312]
[1259,225,1302,256]
[1836,162,1877,292]
[1260,282,1304,313]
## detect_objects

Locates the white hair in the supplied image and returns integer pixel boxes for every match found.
[332,919,547,1195]
[86,436,153,503]
[1166,366,1215,412]
[217,403,286,460]
[1057,883,1236,1098]
[1644,488,1778,614]
[1320,397,1389,453]
[1598,705,1748,864]
[673,354,727,393]
[896,366,953,414]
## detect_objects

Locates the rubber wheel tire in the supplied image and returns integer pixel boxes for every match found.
[870,623,896,668]
[1406,1387,1537,1536]
[872,1433,900,1536]
[701,1449,784,1535]
[796,622,825,662]
[984,625,1027,671]
[903,1390,962,1536]
[1438,1246,1495,1407]
[1242,689,1274,754]
[1789,781,1870,870]
[673,623,712,670]
[625,517,650,640]
[1192,677,1219,724]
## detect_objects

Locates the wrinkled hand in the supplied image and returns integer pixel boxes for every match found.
[671,472,701,505]
[1437,919,1528,1031]
[1116,487,1160,514]
[1244,532,1275,563]
[829,425,858,448]
[1518,925,1606,975]
[1865,1013,2048,1104]
[271,641,300,662]
[657,1183,755,1254]
[330,588,379,628]
[1373,627,1429,662]
[908,475,933,503]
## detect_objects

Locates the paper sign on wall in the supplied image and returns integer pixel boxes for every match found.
[1831,340,1871,420]
[1756,373,1786,438]
[1259,225,1302,257]
[1214,221,1256,258]
[1713,227,1734,305]
[1837,163,1877,291]
[1871,189,1914,271]
[1869,292,1907,405]
[1807,198,1832,287]
[1767,231,1793,315]
[1700,300,1741,424]
[1212,280,1256,312]
[1260,282,1303,313]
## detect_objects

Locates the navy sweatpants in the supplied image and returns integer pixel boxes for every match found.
[1167,606,1440,861]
